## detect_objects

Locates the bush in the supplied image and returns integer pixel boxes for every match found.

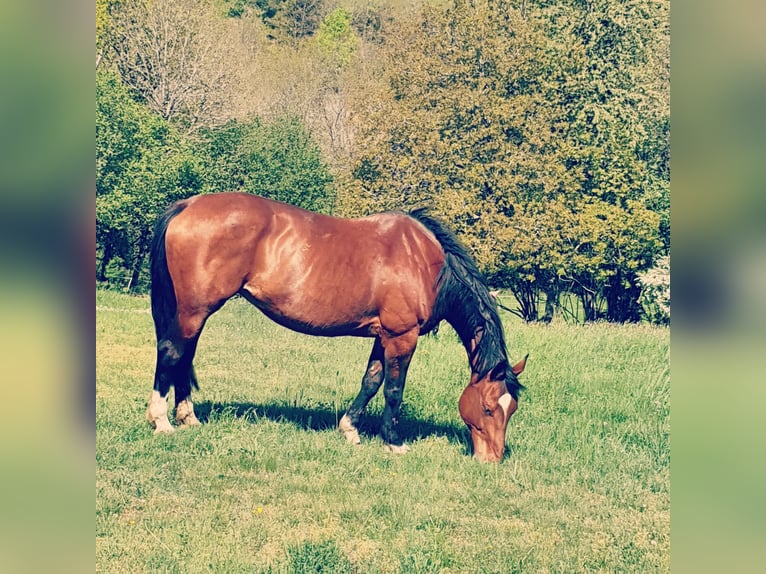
[201,116,335,214]
[638,255,670,325]
[103,257,130,290]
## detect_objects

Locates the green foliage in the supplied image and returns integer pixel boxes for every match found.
[97,68,333,291]
[345,0,393,45]
[96,0,111,54]
[201,116,335,213]
[95,0,669,321]
[97,69,203,291]
[102,256,130,290]
[224,0,258,18]
[346,0,669,322]
[315,8,359,65]
[242,0,325,40]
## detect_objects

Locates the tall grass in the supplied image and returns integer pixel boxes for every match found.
[96,290,669,573]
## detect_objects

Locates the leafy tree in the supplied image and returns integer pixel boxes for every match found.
[224,0,259,18]
[236,0,325,41]
[97,68,333,290]
[96,0,115,67]
[315,7,358,65]
[348,1,565,319]
[345,0,395,45]
[95,0,669,319]
[201,116,335,213]
[346,0,667,322]
[537,0,669,321]
[97,70,203,291]
[280,0,325,39]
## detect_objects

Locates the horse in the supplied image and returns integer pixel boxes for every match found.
[146,192,526,462]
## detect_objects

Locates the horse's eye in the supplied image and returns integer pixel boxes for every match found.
[483,407,493,417]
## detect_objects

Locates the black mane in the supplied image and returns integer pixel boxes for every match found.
[408,208,523,399]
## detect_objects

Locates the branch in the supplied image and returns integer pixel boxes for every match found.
[562,274,597,295]
[491,292,524,319]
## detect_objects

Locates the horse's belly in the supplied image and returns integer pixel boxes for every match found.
[240,284,380,337]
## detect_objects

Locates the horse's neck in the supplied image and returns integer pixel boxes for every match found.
[444,301,485,366]
[443,297,507,377]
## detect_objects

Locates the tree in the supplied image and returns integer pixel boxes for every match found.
[201,116,335,213]
[345,0,667,322]
[97,70,203,291]
[107,0,243,132]
[347,0,566,320]
[536,0,669,321]
[234,0,325,41]
[316,7,358,65]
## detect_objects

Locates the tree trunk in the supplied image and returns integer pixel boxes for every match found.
[604,271,642,322]
[128,233,150,292]
[580,291,595,322]
[511,281,539,322]
[97,239,113,282]
[542,285,558,323]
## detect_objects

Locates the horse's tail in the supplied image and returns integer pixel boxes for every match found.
[150,200,189,341]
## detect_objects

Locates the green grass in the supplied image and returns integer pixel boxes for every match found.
[96,290,669,573]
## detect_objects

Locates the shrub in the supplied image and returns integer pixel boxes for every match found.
[638,255,670,325]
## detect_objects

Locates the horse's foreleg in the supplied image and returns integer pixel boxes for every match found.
[380,330,418,454]
[146,390,172,434]
[340,339,385,444]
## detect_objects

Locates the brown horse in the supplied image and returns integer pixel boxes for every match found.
[146,192,526,462]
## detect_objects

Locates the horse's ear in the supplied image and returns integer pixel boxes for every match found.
[511,354,528,376]
[489,361,507,381]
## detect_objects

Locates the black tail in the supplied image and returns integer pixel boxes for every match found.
[150,200,188,341]
[408,208,524,399]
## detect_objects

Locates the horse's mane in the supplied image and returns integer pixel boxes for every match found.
[408,208,523,399]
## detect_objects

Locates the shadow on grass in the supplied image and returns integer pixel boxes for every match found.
[194,400,471,452]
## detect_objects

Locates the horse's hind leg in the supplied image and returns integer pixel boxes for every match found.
[147,309,208,433]
[339,338,385,445]
[173,337,202,428]
[147,337,182,434]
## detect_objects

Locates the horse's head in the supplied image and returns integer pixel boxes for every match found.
[459,355,527,463]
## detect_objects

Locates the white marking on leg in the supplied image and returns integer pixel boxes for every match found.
[338,414,361,445]
[146,390,174,434]
[175,398,201,427]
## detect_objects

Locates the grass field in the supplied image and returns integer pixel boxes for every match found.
[96,289,669,573]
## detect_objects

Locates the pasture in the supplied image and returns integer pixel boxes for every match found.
[96,290,669,573]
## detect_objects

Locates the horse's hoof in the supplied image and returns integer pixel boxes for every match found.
[342,429,361,445]
[338,415,361,445]
[383,443,410,455]
[177,414,202,427]
[153,421,175,434]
